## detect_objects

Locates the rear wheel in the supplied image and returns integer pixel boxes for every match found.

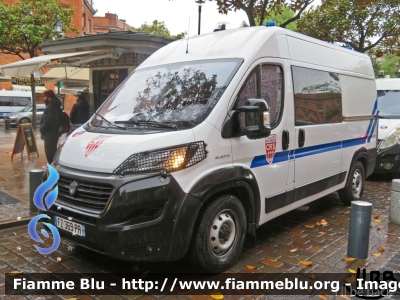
[339,161,365,206]
[19,118,30,124]
[189,194,246,273]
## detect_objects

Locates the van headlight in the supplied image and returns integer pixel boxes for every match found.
[113,141,208,175]
[379,126,400,150]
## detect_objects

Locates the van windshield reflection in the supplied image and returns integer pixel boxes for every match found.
[91,59,242,130]
[377,90,400,117]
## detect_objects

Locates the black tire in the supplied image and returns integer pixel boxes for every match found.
[339,161,365,206]
[188,194,246,273]
[19,118,30,124]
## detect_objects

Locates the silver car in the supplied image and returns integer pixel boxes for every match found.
[4,104,46,127]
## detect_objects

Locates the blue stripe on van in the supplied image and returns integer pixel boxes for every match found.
[250,137,369,169]
[367,118,377,143]
[371,99,378,116]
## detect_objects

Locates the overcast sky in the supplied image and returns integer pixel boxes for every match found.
[92,0,321,37]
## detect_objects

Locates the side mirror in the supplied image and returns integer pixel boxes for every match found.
[222,98,271,140]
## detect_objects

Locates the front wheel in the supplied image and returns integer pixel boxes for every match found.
[188,194,246,273]
[339,161,365,206]
[19,118,30,124]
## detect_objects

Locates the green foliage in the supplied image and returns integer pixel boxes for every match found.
[377,55,400,78]
[211,0,313,28]
[297,0,400,55]
[131,20,185,39]
[0,0,77,59]
[256,6,297,30]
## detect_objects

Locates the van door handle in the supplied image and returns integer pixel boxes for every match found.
[298,129,305,148]
[282,130,289,150]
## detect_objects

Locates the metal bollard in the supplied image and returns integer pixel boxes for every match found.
[390,179,400,224]
[4,119,10,130]
[29,169,44,212]
[347,201,372,259]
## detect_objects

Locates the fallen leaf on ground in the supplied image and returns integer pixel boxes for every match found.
[340,295,351,299]
[375,219,382,223]
[318,294,328,300]
[372,252,382,256]
[8,270,22,275]
[0,187,3,190]
[397,237,400,240]
[372,215,380,219]
[347,206,351,209]
[320,219,328,226]
[0,216,4,219]
[309,273,315,279]
[378,246,385,252]
[377,227,384,231]
[269,259,278,262]
[349,268,356,274]
[305,224,314,228]
[319,231,326,235]
[65,298,79,300]
[388,197,391,200]
[344,257,356,262]
[300,260,313,266]
[289,248,297,253]
[307,288,313,293]
[14,174,21,177]
[246,265,257,270]
[210,292,224,299]
[0,178,7,181]
[316,221,321,226]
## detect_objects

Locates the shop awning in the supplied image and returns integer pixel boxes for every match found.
[0,50,97,77]
[42,67,89,82]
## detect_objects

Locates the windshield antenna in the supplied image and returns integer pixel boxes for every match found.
[186,18,190,54]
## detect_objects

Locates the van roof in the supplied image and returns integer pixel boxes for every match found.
[140,26,373,76]
[376,78,400,90]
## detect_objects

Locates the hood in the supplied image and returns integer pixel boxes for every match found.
[378,119,400,140]
[59,128,195,173]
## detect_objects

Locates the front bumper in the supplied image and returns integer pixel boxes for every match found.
[374,144,400,174]
[46,165,202,262]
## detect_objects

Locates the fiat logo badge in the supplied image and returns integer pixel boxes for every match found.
[69,181,78,196]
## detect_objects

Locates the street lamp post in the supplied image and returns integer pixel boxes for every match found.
[195,0,205,35]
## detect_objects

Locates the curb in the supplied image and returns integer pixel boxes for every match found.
[0,217,32,230]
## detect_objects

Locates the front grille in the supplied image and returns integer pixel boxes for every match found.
[122,243,159,258]
[57,175,114,214]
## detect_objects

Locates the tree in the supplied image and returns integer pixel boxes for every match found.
[377,55,400,78]
[212,0,314,28]
[132,20,185,39]
[256,5,297,30]
[296,0,400,56]
[0,0,77,128]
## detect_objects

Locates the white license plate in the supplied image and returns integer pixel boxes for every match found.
[55,216,86,237]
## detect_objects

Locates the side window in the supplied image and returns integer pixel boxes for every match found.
[235,65,284,128]
[235,69,258,108]
[37,107,45,112]
[261,65,283,127]
[292,66,342,126]
[0,97,11,106]
[12,97,31,106]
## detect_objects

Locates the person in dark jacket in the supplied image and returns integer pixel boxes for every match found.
[40,90,62,164]
[70,91,90,125]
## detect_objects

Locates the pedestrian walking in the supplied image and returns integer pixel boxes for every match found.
[70,91,90,127]
[40,90,62,164]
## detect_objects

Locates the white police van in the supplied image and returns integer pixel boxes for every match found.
[48,26,377,272]
[0,91,32,121]
[374,78,400,174]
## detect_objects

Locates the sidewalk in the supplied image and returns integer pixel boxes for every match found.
[0,125,53,228]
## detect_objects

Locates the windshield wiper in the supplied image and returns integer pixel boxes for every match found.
[115,119,178,130]
[94,112,126,130]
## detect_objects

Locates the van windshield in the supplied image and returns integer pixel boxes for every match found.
[92,59,242,130]
[377,90,400,117]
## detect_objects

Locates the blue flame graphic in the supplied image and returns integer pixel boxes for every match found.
[28,164,61,255]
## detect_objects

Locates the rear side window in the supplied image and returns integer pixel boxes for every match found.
[292,66,342,126]
[12,97,31,106]
[235,65,284,128]
[0,96,11,106]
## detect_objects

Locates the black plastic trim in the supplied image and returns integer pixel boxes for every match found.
[265,172,346,213]
[188,166,261,231]
[374,144,400,174]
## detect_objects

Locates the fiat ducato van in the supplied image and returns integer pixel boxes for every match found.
[47,26,377,272]
[0,91,32,121]
[374,78,400,174]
